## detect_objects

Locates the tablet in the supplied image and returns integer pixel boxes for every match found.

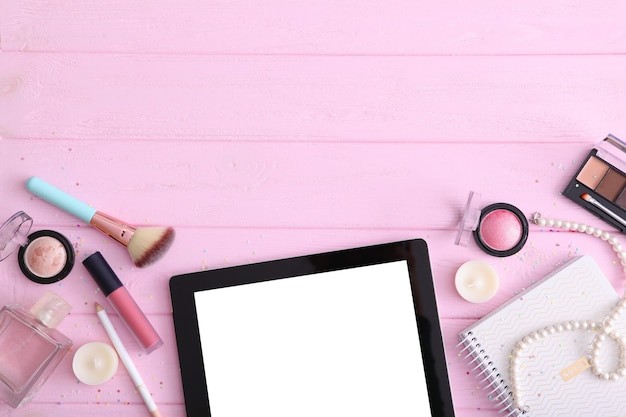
[169,239,455,417]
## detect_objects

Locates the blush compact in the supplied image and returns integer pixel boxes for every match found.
[0,211,75,284]
[455,191,529,257]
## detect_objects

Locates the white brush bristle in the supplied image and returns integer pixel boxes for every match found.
[127,226,175,267]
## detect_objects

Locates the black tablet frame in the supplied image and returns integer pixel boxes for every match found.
[169,239,455,417]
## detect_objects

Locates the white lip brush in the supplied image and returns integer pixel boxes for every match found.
[581,192,626,227]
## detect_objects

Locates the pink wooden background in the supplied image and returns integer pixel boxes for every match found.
[1,1,626,415]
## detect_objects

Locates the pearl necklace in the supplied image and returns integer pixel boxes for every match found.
[509,213,626,413]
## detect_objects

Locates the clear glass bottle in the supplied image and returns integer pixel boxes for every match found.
[0,291,72,408]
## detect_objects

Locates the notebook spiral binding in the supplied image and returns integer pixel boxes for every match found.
[458,331,526,417]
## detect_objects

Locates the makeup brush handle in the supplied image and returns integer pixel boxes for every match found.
[26,177,97,223]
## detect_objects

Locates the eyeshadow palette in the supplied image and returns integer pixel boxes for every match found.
[563,134,626,232]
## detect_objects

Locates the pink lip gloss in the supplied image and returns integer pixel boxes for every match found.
[83,252,163,354]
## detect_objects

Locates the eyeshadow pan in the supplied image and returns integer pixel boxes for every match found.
[23,236,67,278]
[576,156,609,189]
[615,191,626,211]
[596,169,626,201]
[17,230,74,284]
[479,209,523,251]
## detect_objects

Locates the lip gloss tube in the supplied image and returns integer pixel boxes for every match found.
[83,252,163,354]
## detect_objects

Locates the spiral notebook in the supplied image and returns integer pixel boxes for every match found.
[459,255,626,416]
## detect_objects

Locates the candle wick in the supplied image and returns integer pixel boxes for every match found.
[467,278,483,288]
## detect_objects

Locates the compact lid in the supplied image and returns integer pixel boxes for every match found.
[30,291,72,328]
[0,211,33,261]
[455,191,482,247]
[596,134,626,172]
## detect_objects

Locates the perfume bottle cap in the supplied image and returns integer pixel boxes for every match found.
[0,211,33,261]
[30,291,72,328]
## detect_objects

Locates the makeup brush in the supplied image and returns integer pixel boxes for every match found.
[580,192,626,227]
[26,177,175,268]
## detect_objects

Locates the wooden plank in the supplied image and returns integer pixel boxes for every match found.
[0,139,613,230]
[0,404,186,417]
[1,53,624,142]
[1,0,625,55]
[2,222,623,318]
[0,315,497,414]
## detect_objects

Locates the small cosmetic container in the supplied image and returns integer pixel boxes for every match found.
[455,191,529,257]
[0,211,75,284]
[563,134,626,232]
[82,252,163,354]
[0,291,73,408]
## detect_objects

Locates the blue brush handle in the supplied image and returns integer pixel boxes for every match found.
[26,177,97,223]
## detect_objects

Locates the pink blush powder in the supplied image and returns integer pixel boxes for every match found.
[478,209,523,251]
[23,236,67,278]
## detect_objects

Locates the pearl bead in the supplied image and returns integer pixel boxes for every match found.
[610,237,618,245]
[563,221,571,229]
[571,222,579,231]
[555,220,562,228]
[578,224,587,232]
[586,226,595,234]
[615,244,623,252]
[594,229,603,237]
[602,232,611,240]
[539,218,547,227]
[547,219,554,227]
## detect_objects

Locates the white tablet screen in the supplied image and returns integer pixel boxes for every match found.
[194,261,431,417]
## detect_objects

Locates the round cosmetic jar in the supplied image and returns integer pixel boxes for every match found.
[0,211,75,283]
[455,191,529,257]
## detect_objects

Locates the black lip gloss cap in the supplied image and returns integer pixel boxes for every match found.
[83,252,123,296]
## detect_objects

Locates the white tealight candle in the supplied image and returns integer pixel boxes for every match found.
[455,260,499,303]
[72,342,119,385]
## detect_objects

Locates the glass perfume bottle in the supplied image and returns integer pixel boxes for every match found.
[0,291,73,408]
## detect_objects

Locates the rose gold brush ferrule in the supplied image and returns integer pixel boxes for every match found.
[90,212,136,247]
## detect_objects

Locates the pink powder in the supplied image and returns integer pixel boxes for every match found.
[478,209,523,251]
[23,236,67,278]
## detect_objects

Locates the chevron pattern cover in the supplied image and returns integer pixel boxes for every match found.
[459,255,626,416]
